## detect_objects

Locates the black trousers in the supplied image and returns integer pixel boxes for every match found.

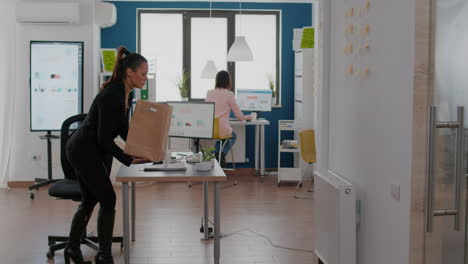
[67,149,116,214]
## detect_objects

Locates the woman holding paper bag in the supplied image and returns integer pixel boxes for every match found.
[205,70,251,167]
[64,46,149,264]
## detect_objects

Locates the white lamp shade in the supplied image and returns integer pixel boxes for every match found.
[200,60,218,79]
[227,36,253,61]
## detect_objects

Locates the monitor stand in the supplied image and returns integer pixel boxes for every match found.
[28,131,60,200]
[192,138,201,153]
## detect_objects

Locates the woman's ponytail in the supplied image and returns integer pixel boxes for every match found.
[99,46,131,92]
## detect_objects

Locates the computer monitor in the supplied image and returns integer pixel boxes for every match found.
[236,89,273,112]
[167,101,215,139]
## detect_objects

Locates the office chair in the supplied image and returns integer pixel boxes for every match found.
[212,117,238,187]
[46,114,123,260]
[294,129,316,199]
[212,117,236,170]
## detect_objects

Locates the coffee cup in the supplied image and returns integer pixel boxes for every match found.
[251,112,257,121]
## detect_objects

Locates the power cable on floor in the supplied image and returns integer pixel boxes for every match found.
[205,219,314,253]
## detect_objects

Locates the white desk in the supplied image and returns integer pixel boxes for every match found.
[229,119,270,176]
[116,161,226,264]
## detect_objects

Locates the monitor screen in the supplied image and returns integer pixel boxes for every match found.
[236,89,272,112]
[30,41,84,131]
[167,102,215,139]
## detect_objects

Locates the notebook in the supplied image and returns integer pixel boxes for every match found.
[143,162,187,171]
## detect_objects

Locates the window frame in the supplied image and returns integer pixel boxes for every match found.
[137,9,280,104]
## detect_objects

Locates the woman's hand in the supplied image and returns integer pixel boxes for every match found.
[132,157,151,164]
[244,115,252,120]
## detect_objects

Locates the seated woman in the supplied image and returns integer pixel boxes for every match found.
[205,70,251,166]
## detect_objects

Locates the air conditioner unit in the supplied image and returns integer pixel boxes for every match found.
[16,2,80,24]
[95,2,117,29]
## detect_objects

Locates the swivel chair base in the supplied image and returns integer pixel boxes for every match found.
[46,231,123,260]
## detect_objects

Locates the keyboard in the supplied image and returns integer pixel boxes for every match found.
[143,162,187,171]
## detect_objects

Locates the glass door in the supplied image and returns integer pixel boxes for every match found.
[425,0,468,263]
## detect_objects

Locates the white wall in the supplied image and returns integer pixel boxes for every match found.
[9,0,99,182]
[320,0,415,263]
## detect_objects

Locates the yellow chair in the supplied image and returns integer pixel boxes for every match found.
[294,129,316,199]
[212,117,236,170]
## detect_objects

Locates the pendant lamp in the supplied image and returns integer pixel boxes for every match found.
[200,0,218,79]
[201,60,218,79]
[227,1,253,62]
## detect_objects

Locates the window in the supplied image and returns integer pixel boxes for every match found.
[191,17,228,99]
[234,14,277,100]
[140,13,183,101]
[138,10,280,104]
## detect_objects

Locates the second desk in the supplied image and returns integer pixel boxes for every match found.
[229,119,270,176]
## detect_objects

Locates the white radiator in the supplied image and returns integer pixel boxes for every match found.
[314,171,356,264]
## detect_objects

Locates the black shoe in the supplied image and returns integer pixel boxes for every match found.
[220,152,227,168]
[95,209,116,264]
[64,206,92,264]
[64,248,92,264]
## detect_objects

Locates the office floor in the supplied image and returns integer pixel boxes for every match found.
[0,174,314,264]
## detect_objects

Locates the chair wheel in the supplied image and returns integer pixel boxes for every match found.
[46,251,54,259]
[30,192,35,200]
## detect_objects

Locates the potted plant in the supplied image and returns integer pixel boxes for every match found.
[267,73,276,106]
[195,146,216,171]
[176,71,190,101]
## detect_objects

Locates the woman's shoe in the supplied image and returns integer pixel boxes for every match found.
[64,247,92,264]
[95,253,114,264]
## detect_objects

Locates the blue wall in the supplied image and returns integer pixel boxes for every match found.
[102,1,312,169]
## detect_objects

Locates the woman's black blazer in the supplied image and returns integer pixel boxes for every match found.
[67,81,133,167]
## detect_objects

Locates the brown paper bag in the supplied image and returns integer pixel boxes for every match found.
[124,100,172,162]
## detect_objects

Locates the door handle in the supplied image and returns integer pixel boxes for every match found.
[426,106,437,232]
[426,106,464,232]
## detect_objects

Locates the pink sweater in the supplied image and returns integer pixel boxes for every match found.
[205,88,247,137]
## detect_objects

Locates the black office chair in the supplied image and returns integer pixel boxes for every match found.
[46,114,123,260]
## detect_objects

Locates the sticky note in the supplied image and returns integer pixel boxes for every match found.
[301,27,315,48]
[365,0,371,10]
[101,49,117,72]
[363,67,370,76]
[347,64,354,75]
[362,24,370,35]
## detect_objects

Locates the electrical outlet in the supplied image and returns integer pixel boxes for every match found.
[390,184,400,201]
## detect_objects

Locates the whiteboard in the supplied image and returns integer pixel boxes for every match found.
[30,41,83,131]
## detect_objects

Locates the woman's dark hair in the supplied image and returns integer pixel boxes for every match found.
[100,46,148,91]
[215,70,231,89]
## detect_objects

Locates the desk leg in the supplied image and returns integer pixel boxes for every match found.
[214,182,220,264]
[255,124,259,175]
[131,182,136,242]
[203,181,209,240]
[260,124,265,177]
[122,182,130,264]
